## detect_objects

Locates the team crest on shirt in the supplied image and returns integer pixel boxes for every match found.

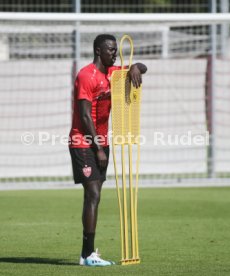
[83,166,92,177]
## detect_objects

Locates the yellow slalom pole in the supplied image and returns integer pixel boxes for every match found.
[121,144,129,260]
[120,35,134,70]
[112,144,124,261]
[135,142,140,259]
[111,34,142,265]
[120,34,134,262]
[128,142,136,259]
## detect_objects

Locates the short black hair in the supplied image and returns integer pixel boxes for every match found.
[93,34,116,55]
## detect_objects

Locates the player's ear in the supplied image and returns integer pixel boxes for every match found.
[95,47,101,56]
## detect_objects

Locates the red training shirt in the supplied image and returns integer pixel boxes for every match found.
[69,63,119,148]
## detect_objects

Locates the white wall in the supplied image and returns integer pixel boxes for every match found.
[0,58,229,179]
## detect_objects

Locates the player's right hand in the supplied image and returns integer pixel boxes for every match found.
[129,64,142,88]
[96,148,108,169]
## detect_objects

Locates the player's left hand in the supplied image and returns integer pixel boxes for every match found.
[129,64,142,88]
[96,148,108,169]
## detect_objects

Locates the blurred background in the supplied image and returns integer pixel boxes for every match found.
[0,0,227,13]
[0,1,229,186]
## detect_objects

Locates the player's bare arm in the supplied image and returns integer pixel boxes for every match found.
[78,99,108,169]
[129,63,147,88]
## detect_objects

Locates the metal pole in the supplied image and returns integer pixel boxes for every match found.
[1,13,230,22]
[162,26,169,58]
[221,0,229,57]
[73,0,81,73]
[210,0,217,178]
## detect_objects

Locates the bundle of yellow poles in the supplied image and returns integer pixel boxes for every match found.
[111,35,141,265]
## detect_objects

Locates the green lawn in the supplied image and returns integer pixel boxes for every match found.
[0,187,230,276]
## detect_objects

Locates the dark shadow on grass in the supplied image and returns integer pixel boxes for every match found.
[0,257,78,266]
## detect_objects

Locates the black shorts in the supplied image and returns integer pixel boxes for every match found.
[69,146,110,184]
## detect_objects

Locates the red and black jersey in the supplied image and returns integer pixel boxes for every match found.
[69,63,119,148]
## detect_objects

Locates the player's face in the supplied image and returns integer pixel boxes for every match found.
[100,40,117,67]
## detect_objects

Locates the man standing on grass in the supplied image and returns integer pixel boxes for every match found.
[69,34,147,266]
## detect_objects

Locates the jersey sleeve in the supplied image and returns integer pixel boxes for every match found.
[75,71,94,102]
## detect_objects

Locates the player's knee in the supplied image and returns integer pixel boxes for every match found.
[85,187,101,206]
[87,190,100,206]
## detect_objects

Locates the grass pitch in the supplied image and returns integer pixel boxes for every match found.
[0,187,230,276]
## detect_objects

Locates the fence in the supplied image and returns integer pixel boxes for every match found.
[0,13,229,183]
